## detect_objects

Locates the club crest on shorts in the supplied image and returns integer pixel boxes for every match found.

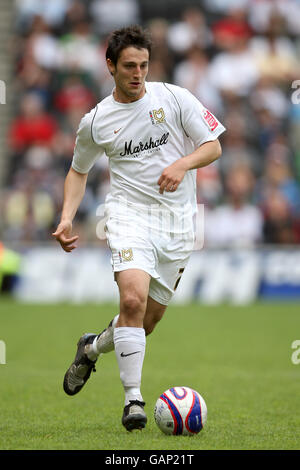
[120,248,133,262]
[149,108,166,125]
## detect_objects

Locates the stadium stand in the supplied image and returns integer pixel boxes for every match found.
[0,0,14,187]
[1,0,300,247]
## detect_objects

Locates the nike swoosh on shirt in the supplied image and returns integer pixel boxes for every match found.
[120,351,141,357]
[114,128,122,134]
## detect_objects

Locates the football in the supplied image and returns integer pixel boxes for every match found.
[154,386,207,435]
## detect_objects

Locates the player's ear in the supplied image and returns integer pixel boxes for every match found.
[106,58,115,76]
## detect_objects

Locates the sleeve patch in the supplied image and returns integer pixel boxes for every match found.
[202,108,219,132]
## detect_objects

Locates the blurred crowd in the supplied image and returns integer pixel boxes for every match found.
[1,0,300,248]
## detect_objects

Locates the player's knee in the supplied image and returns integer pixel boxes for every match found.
[121,292,146,318]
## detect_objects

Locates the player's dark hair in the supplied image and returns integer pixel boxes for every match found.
[106,25,152,66]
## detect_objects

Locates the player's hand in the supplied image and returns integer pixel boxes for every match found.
[157,159,187,194]
[52,220,79,253]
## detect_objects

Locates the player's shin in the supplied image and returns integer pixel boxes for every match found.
[114,326,146,405]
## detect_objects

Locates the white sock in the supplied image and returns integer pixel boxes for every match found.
[114,327,146,406]
[86,315,119,361]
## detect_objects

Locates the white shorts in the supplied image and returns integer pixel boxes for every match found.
[105,216,194,305]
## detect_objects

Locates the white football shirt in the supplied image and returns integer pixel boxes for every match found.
[72,82,225,233]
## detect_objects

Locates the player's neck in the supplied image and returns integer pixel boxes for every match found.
[113,86,146,104]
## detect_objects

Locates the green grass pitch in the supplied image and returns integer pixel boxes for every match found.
[0,298,300,450]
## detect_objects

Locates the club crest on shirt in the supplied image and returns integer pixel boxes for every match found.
[149,108,166,125]
[120,248,133,262]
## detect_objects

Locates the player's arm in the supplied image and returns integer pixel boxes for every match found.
[53,106,102,252]
[52,167,88,252]
[158,139,221,194]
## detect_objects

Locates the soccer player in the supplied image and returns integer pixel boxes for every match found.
[52,25,225,431]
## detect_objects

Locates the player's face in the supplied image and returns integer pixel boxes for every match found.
[107,46,149,103]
